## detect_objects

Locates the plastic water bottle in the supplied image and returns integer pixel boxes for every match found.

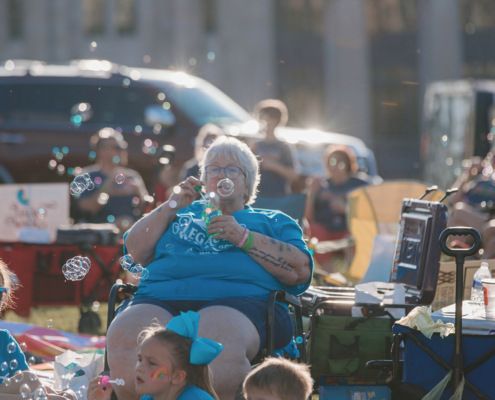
[471,262,492,315]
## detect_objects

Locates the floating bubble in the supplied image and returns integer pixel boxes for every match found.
[46,319,53,328]
[7,342,16,354]
[129,264,143,279]
[74,175,88,191]
[10,359,18,370]
[32,388,47,400]
[87,180,95,190]
[82,173,91,182]
[1,361,8,371]
[119,254,134,270]
[62,256,91,281]
[28,356,36,366]
[165,244,175,252]
[140,268,150,280]
[75,390,84,400]
[115,174,125,184]
[14,371,23,382]
[4,377,11,386]
[30,372,37,381]
[70,182,82,196]
[19,342,27,352]
[20,383,31,399]
[70,174,95,196]
[217,178,234,196]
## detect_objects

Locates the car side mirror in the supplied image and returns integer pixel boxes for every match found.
[144,105,176,128]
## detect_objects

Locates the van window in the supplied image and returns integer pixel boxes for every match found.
[0,83,158,131]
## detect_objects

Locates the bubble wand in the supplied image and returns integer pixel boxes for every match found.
[101,377,125,387]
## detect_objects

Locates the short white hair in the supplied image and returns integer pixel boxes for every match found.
[199,136,260,205]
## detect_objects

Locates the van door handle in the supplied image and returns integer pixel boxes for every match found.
[0,133,26,144]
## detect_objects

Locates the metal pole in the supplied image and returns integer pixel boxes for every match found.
[452,256,464,391]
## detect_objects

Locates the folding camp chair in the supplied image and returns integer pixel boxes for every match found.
[312,181,446,285]
[252,193,307,228]
[103,285,307,372]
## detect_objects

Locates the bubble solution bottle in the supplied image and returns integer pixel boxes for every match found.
[195,186,222,237]
[471,262,492,316]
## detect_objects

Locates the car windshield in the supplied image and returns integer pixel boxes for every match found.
[159,81,251,126]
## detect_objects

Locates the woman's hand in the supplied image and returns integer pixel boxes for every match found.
[168,176,204,211]
[207,215,246,245]
[88,377,113,400]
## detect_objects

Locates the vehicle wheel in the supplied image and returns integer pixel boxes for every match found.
[78,306,101,334]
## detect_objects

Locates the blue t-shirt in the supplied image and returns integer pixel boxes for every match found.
[140,384,215,400]
[0,330,29,380]
[131,202,313,301]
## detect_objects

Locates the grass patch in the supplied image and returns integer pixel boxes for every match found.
[4,303,109,335]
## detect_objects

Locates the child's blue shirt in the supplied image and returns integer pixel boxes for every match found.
[140,384,215,400]
[0,329,29,379]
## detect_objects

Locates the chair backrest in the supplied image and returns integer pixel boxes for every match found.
[252,193,307,227]
[344,181,445,284]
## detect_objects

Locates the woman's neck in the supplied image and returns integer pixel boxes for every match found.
[217,199,244,215]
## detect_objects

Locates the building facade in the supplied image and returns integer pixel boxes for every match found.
[1,0,495,179]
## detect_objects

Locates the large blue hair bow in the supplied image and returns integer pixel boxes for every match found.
[166,311,223,365]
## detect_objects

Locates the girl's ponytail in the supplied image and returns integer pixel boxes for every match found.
[186,364,219,400]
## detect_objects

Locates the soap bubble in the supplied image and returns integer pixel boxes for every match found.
[19,342,27,352]
[119,254,134,270]
[7,342,16,354]
[74,175,88,191]
[115,174,125,184]
[10,359,18,370]
[75,390,84,399]
[32,388,47,400]
[140,268,150,280]
[165,244,175,252]
[217,178,234,196]
[70,174,95,196]
[129,264,143,277]
[46,319,53,328]
[20,384,31,399]
[4,377,11,386]
[30,372,37,381]
[28,356,36,366]
[13,371,23,382]
[87,180,95,190]
[62,256,91,281]
[1,361,8,371]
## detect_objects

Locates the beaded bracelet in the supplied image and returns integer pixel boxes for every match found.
[241,231,254,252]
[237,229,250,248]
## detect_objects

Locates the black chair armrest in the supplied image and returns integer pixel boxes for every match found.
[274,291,302,308]
[366,360,394,371]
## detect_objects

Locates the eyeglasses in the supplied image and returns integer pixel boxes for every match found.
[205,165,245,179]
[0,287,9,302]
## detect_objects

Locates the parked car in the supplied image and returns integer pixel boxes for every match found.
[0,59,379,193]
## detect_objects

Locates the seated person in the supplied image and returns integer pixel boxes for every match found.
[148,145,179,210]
[243,357,313,400]
[89,311,222,400]
[0,260,75,399]
[78,128,148,233]
[305,145,370,272]
[107,136,313,400]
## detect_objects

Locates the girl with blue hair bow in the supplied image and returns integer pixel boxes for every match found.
[89,311,223,400]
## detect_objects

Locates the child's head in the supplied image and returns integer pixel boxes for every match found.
[243,357,313,400]
[135,313,221,400]
[0,259,14,311]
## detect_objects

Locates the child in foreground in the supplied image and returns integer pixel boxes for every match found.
[89,310,223,400]
[243,357,313,400]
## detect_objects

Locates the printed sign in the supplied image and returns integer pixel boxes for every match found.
[0,183,70,242]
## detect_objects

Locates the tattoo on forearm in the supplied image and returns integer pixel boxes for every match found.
[269,238,277,245]
[261,236,268,245]
[286,243,291,252]
[249,245,296,272]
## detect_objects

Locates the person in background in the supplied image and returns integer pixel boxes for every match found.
[180,124,225,181]
[242,357,313,400]
[251,99,298,197]
[78,128,148,233]
[149,145,178,209]
[305,145,370,272]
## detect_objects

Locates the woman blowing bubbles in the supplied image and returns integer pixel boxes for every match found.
[107,136,313,400]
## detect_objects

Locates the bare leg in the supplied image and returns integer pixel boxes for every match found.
[106,304,173,400]
[198,306,260,400]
